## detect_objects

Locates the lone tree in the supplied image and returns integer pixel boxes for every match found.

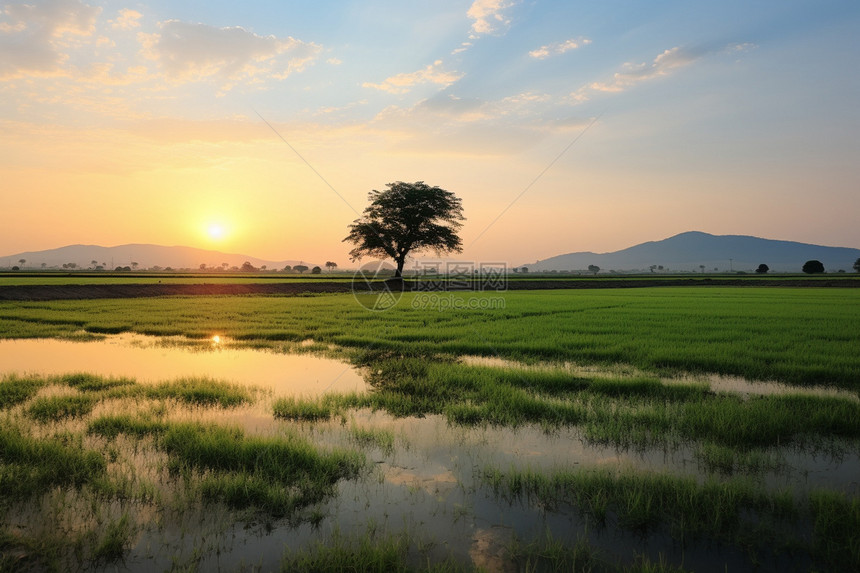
[344,181,464,278]
[293,264,309,274]
[802,260,825,274]
[756,264,769,274]
[853,258,860,273]
[588,264,600,275]
[325,261,337,272]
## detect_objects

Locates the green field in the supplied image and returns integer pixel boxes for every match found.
[0,287,858,571]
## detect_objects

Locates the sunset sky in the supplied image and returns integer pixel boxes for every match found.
[2,0,858,267]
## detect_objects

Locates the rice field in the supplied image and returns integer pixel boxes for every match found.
[0,287,858,571]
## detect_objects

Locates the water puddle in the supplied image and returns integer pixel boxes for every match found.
[0,333,366,396]
[461,355,858,401]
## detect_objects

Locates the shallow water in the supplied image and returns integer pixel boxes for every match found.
[0,333,366,396]
[461,354,859,401]
[2,336,858,571]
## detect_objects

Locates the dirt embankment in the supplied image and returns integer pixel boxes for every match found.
[0,277,857,301]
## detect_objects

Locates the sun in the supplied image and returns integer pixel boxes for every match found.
[207,223,227,241]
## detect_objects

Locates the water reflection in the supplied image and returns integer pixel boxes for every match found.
[0,333,366,397]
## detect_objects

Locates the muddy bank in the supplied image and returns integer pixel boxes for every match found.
[0,277,857,301]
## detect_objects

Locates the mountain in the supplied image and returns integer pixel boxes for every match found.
[524,232,860,273]
[0,244,317,271]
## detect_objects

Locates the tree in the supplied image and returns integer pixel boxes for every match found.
[699,265,705,273]
[240,261,256,272]
[588,264,600,275]
[130,262,138,270]
[802,260,825,274]
[283,265,292,272]
[18,259,25,267]
[854,258,860,273]
[199,263,207,270]
[294,264,309,274]
[325,261,337,272]
[756,264,769,274]
[344,181,464,278]
[311,266,322,274]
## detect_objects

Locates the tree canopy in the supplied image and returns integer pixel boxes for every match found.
[344,181,464,277]
[802,260,825,274]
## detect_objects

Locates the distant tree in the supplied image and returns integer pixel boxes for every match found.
[854,258,860,273]
[41,263,46,269]
[699,265,705,273]
[130,262,138,270]
[344,181,464,278]
[588,264,600,275]
[222,263,229,270]
[520,267,529,273]
[18,259,25,267]
[512,267,519,273]
[802,260,825,274]
[325,261,337,272]
[294,264,309,274]
[657,265,664,271]
[756,264,769,274]
[11,266,19,271]
[67,262,77,269]
[311,266,322,274]
[240,261,256,272]
[283,265,292,272]
[199,263,207,270]
[649,265,657,273]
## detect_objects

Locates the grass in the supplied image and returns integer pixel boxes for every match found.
[1,286,858,570]
[0,375,45,409]
[482,465,857,570]
[26,394,97,422]
[0,427,107,500]
[1,288,858,389]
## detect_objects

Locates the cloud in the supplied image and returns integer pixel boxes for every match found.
[363,60,463,94]
[0,0,100,79]
[139,20,320,88]
[529,37,591,59]
[467,0,518,37]
[572,46,700,101]
[110,8,142,31]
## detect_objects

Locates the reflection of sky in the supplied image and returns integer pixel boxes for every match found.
[0,334,366,396]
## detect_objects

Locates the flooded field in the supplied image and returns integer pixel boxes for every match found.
[0,334,366,396]
[2,332,858,571]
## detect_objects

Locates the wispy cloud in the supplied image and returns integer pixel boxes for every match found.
[139,20,320,89]
[572,46,700,101]
[363,60,463,94]
[529,37,591,59]
[467,0,518,37]
[0,0,100,79]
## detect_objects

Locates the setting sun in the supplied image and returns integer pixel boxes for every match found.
[207,223,227,241]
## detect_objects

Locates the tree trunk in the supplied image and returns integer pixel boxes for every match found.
[394,257,405,278]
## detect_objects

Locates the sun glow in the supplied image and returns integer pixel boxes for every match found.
[207,223,227,240]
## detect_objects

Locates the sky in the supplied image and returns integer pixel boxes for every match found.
[1,0,858,267]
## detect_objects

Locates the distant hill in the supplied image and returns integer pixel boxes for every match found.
[523,232,860,273]
[0,244,318,271]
